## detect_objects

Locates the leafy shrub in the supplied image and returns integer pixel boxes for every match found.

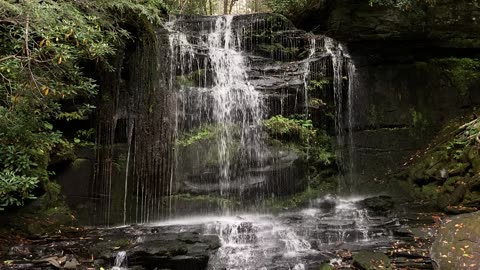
[265,0,309,16]
[264,115,333,165]
[0,171,39,210]
[264,115,315,144]
[0,0,167,210]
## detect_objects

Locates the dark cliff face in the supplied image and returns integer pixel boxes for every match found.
[295,0,480,49]
[288,0,480,187]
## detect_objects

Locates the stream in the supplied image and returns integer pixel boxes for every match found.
[2,195,439,270]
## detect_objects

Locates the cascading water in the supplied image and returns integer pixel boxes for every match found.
[112,251,127,270]
[93,12,361,223]
[324,37,357,193]
[205,16,265,196]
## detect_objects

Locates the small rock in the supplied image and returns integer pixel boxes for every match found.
[444,205,478,215]
[359,196,394,214]
[352,251,392,270]
[63,258,79,269]
[437,182,467,210]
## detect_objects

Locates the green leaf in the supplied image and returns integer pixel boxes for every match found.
[44,122,53,130]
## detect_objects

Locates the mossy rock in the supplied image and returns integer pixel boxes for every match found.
[420,183,442,200]
[446,162,470,176]
[437,182,467,210]
[319,264,334,270]
[431,211,480,270]
[443,176,463,193]
[467,147,480,173]
[352,251,392,270]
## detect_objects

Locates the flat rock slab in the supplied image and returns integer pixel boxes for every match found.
[352,251,392,270]
[431,211,480,270]
[2,225,220,270]
[126,232,220,270]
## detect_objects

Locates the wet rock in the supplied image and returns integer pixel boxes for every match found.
[312,195,337,212]
[359,196,394,215]
[444,205,478,215]
[352,251,392,270]
[431,211,480,270]
[8,245,30,256]
[63,257,79,269]
[125,232,221,270]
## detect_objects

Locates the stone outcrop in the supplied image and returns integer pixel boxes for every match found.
[431,211,480,270]
[295,0,480,49]
[286,0,480,186]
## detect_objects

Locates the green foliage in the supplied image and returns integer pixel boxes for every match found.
[0,171,39,210]
[177,126,216,147]
[368,0,435,10]
[0,0,166,210]
[74,128,96,147]
[431,58,480,97]
[410,109,429,130]
[265,0,309,17]
[309,98,325,108]
[264,115,315,144]
[445,118,480,158]
[264,115,333,165]
[308,79,330,91]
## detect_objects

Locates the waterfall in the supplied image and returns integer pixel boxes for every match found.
[112,251,127,270]
[324,37,357,193]
[91,14,358,225]
[206,16,264,195]
[302,37,316,117]
[168,15,266,209]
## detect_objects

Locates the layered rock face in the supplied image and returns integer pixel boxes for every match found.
[290,0,480,185]
[296,0,480,48]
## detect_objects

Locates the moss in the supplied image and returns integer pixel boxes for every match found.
[169,193,238,208]
[420,182,442,201]
[352,251,392,270]
[308,79,331,92]
[258,43,301,56]
[402,112,480,209]
[264,115,334,166]
[264,178,336,211]
[177,125,217,147]
[410,109,429,130]
[114,239,131,248]
[430,58,480,97]
[265,14,291,32]
[175,69,206,88]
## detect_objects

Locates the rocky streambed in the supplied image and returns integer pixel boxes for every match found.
[2,196,468,270]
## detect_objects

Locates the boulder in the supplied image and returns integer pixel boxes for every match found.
[431,211,480,270]
[359,196,394,215]
[352,251,392,270]
[126,232,220,270]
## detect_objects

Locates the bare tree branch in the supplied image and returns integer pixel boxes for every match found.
[0,55,16,62]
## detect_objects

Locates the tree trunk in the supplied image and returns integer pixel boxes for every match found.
[223,0,228,14]
[229,0,237,14]
[202,0,208,15]
[208,0,213,15]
